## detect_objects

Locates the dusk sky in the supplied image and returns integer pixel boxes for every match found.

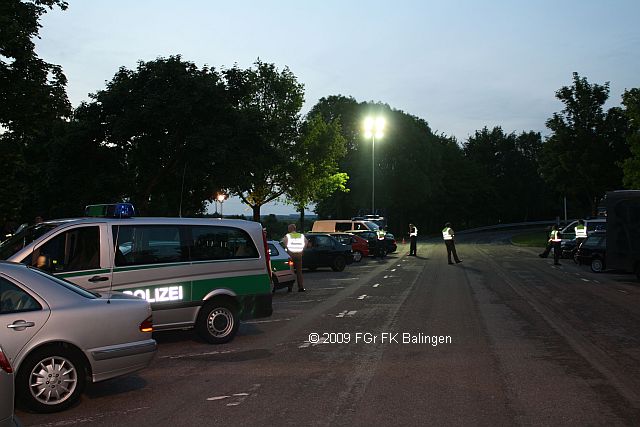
[37,1,640,215]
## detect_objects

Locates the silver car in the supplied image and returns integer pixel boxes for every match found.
[0,346,20,427]
[0,262,156,413]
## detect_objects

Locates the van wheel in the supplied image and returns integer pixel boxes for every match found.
[196,299,239,344]
[331,255,347,272]
[17,346,86,413]
[353,251,363,262]
[591,258,604,273]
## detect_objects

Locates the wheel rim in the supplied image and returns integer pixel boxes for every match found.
[592,259,603,272]
[353,251,362,262]
[207,307,234,338]
[29,356,77,406]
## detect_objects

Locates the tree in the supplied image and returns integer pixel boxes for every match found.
[0,0,70,226]
[622,88,640,188]
[224,60,305,221]
[81,56,236,215]
[285,114,349,229]
[540,72,629,214]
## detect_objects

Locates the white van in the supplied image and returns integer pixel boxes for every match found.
[560,218,606,241]
[1,203,272,344]
[311,219,379,233]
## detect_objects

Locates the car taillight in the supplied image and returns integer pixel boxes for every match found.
[287,259,294,267]
[262,229,272,276]
[139,316,153,333]
[0,348,13,373]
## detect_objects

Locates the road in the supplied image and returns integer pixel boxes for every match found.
[17,232,640,426]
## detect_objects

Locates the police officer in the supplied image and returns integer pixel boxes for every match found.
[442,222,462,264]
[550,224,562,265]
[409,223,418,256]
[375,228,386,258]
[574,219,587,248]
[283,224,307,292]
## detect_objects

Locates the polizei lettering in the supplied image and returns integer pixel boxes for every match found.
[123,286,184,303]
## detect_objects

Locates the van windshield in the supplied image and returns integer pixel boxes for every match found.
[0,223,59,260]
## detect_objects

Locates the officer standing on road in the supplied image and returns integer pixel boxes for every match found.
[442,222,462,264]
[375,228,386,258]
[409,223,418,256]
[539,224,562,265]
[574,219,587,248]
[283,224,307,292]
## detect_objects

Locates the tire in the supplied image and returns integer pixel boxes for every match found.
[331,255,347,272]
[353,251,363,262]
[591,258,604,273]
[16,346,87,413]
[196,298,239,344]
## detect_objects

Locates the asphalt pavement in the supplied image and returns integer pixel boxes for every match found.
[17,233,640,426]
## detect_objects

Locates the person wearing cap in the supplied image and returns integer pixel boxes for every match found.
[283,223,307,292]
[442,222,462,264]
[409,223,418,256]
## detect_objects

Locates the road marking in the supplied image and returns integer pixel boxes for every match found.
[208,385,261,407]
[161,350,234,359]
[315,286,346,290]
[383,275,395,279]
[390,268,396,272]
[397,264,401,266]
[208,396,230,401]
[244,318,291,324]
[581,278,590,282]
[373,283,380,288]
[336,310,358,318]
[299,337,328,348]
[617,289,629,294]
[357,294,367,300]
[334,278,358,281]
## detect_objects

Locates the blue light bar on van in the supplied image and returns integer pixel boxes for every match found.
[85,203,136,218]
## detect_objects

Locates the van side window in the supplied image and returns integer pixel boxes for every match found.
[190,226,258,261]
[335,222,352,232]
[113,225,188,266]
[0,277,42,313]
[37,226,100,272]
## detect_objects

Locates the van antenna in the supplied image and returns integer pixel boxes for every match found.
[178,162,187,218]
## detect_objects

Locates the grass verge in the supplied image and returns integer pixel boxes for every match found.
[511,231,547,248]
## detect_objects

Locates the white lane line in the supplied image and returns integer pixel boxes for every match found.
[208,396,230,401]
[357,294,367,300]
[347,310,357,316]
[397,264,401,266]
[161,350,234,359]
[336,310,347,318]
[391,268,397,272]
[233,393,250,397]
[617,289,629,294]
[315,286,346,290]
[581,278,590,282]
[299,342,311,348]
[373,284,380,288]
[334,278,358,281]
[244,318,291,324]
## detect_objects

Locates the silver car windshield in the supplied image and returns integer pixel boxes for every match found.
[28,266,100,299]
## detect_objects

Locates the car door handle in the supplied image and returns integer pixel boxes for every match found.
[88,275,109,283]
[7,321,35,329]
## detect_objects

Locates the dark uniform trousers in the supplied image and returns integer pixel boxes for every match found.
[409,235,417,255]
[445,240,460,263]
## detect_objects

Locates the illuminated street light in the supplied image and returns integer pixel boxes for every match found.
[364,116,385,214]
[216,193,227,218]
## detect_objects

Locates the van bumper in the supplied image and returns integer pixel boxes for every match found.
[240,293,272,319]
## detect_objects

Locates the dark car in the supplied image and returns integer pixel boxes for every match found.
[303,234,354,272]
[329,232,370,262]
[349,230,397,255]
[561,238,579,259]
[575,232,606,272]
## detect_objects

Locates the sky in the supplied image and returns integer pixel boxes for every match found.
[36,0,640,215]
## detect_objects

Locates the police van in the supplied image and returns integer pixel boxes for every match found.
[0,204,273,344]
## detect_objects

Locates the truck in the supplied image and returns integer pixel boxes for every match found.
[604,190,640,280]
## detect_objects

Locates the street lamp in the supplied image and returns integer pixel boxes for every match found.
[364,116,385,215]
[216,193,227,218]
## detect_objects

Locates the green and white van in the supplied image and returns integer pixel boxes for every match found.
[1,204,272,344]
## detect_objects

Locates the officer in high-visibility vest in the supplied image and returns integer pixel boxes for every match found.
[375,229,386,258]
[574,219,587,249]
[442,222,462,264]
[542,224,562,265]
[409,223,418,256]
[283,224,307,292]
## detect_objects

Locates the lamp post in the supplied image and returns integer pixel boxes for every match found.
[216,193,226,218]
[364,116,385,215]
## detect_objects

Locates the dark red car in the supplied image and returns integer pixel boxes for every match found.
[329,232,369,262]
